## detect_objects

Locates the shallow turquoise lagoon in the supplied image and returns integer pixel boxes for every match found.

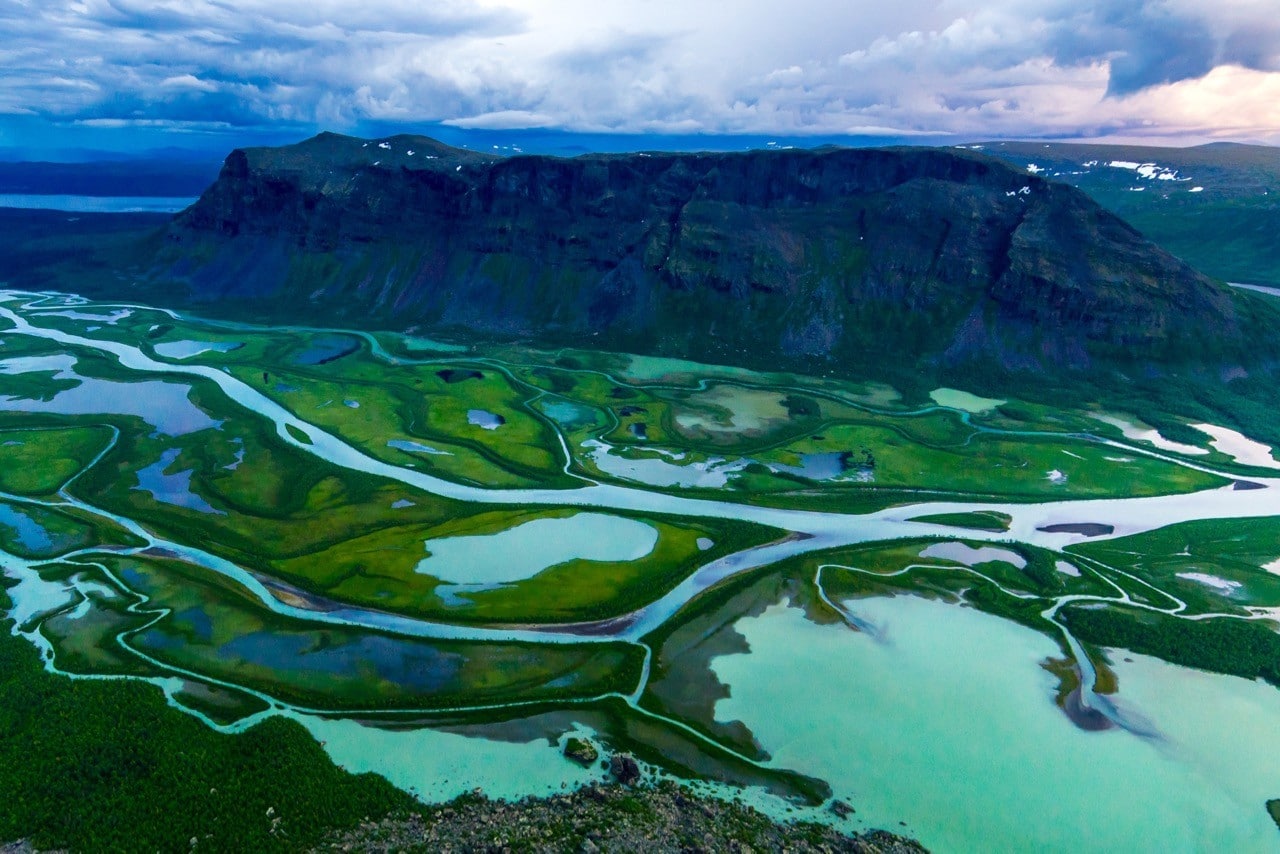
[712,594,1280,852]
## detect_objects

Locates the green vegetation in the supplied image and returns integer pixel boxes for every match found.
[982,141,1280,287]
[0,425,112,495]
[908,511,1012,532]
[0,586,417,852]
[71,554,644,712]
[1062,604,1280,686]
[276,509,776,624]
[5,287,1280,844]
[1072,517,1280,615]
[284,422,311,444]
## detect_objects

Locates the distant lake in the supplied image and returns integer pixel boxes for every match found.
[0,193,195,213]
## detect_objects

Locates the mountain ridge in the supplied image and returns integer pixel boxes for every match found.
[151,132,1258,380]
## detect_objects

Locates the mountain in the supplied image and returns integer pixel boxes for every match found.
[132,132,1266,381]
[972,141,1280,287]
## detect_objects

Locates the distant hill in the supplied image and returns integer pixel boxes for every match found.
[973,141,1280,287]
[0,159,222,198]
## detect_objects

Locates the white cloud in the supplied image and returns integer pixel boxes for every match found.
[443,109,557,129]
[0,0,1277,144]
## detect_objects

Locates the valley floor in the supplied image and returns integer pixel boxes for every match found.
[1,289,1279,850]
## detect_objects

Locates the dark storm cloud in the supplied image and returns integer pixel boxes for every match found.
[1222,23,1280,70]
[1012,0,1280,96]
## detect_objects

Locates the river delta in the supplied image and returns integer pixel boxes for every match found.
[2,290,1280,850]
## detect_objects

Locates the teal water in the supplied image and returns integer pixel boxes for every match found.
[0,352,221,437]
[0,194,195,213]
[929,387,1006,413]
[7,291,1280,847]
[538,398,598,429]
[466,409,504,430]
[290,714,602,802]
[0,504,53,553]
[133,448,225,515]
[712,594,1280,851]
[153,340,242,359]
[415,512,659,585]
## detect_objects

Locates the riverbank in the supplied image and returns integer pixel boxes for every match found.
[312,781,925,853]
[0,586,923,853]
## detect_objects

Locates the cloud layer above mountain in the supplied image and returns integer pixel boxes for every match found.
[2,0,1278,146]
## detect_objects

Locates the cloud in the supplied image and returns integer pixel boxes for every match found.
[444,110,557,129]
[1,0,1278,147]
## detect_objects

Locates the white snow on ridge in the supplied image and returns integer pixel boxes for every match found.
[1026,163,1043,174]
[378,142,391,150]
[1109,160,1184,182]
[1190,186,1204,192]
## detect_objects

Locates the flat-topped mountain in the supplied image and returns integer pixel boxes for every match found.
[120,134,1280,376]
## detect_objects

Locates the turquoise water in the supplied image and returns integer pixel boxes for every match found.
[0,353,221,437]
[712,594,1280,851]
[154,340,242,359]
[466,409,504,430]
[387,439,451,456]
[290,714,602,802]
[7,291,1280,847]
[538,398,598,428]
[415,512,659,585]
[929,387,1006,413]
[0,194,195,213]
[0,504,53,553]
[133,449,225,515]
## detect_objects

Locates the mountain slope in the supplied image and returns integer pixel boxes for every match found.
[148,132,1258,380]
[973,141,1280,287]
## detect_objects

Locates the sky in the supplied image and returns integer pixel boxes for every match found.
[1,0,1279,158]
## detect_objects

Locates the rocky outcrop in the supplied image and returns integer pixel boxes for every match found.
[153,132,1254,377]
[563,737,599,767]
[608,753,642,786]
[311,780,927,853]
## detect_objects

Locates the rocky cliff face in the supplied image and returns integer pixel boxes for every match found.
[161,132,1244,374]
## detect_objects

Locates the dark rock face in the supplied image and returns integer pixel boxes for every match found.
[160,131,1244,375]
[608,753,642,785]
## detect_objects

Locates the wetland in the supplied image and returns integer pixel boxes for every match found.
[1,289,1279,851]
